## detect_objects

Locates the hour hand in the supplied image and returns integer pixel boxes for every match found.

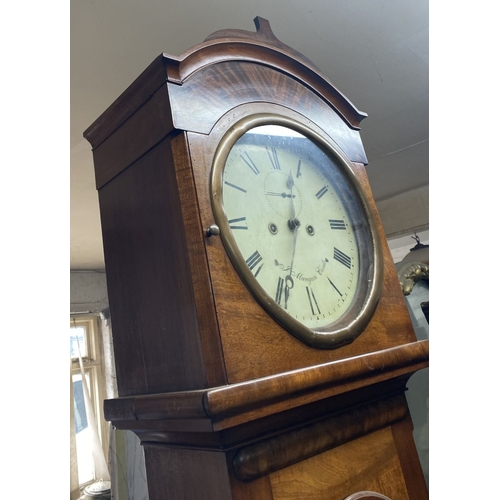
[284,275,294,309]
[266,191,295,198]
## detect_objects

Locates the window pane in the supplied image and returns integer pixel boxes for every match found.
[72,372,94,484]
[70,325,87,358]
[73,374,88,433]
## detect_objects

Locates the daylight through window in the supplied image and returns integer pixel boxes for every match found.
[70,316,107,487]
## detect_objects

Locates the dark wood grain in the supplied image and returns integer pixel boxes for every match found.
[98,135,208,396]
[164,17,367,129]
[117,387,417,499]
[144,445,233,500]
[268,427,410,500]
[84,54,169,149]
[103,340,428,428]
[203,341,427,424]
[168,62,367,163]
[169,132,228,387]
[105,377,409,446]
[92,86,174,189]
[232,395,408,480]
[204,17,319,70]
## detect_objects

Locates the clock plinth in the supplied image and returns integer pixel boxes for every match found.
[85,17,428,500]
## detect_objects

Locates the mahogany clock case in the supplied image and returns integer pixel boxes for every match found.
[84,19,426,398]
[83,17,429,500]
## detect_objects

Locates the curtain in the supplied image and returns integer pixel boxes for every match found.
[76,340,111,483]
[70,327,111,499]
[70,356,80,500]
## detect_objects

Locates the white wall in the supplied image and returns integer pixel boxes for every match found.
[70,270,108,314]
[377,185,429,239]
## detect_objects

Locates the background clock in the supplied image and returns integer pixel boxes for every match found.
[85,17,429,500]
[211,115,382,348]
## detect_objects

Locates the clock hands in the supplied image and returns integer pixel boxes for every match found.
[265,191,296,198]
[287,171,295,202]
[286,171,301,231]
[285,171,298,309]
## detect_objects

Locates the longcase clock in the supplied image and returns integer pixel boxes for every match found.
[84,17,429,500]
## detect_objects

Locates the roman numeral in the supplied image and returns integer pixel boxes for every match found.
[315,186,328,199]
[224,180,247,193]
[267,147,281,170]
[275,277,285,306]
[240,152,260,175]
[228,217,248,230]
[329,219,346,230]
[334,247,351,269]
[246,250,264,277]
[328,277,342,296]
[306,286,321,315]
[296,159,302,178]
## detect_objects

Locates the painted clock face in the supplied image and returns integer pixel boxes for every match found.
[211,118,381,348]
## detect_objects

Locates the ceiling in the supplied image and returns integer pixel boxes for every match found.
[70,0,429,270]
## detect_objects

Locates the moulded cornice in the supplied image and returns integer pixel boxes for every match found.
[162,17,368,129]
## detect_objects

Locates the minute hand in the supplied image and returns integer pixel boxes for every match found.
[265,191,295,198]
[285,171,298,308]
[286,171,299,231]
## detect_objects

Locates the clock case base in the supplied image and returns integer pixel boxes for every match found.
[84,17,429,500]
[106,370,427,500]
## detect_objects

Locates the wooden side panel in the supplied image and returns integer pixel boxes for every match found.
[268,427,410,500]
[92,85,174,190]
[98,136,209,396]
[144,446,233,500]
[169,132,227,387]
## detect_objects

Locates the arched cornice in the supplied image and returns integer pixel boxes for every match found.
[162,17,367,130]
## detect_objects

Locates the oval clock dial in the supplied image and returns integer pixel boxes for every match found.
[211,118,382,348]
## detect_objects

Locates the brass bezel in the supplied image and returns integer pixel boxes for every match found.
[211,113,383,349]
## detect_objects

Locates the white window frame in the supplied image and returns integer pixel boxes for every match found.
[70,314,109,486]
